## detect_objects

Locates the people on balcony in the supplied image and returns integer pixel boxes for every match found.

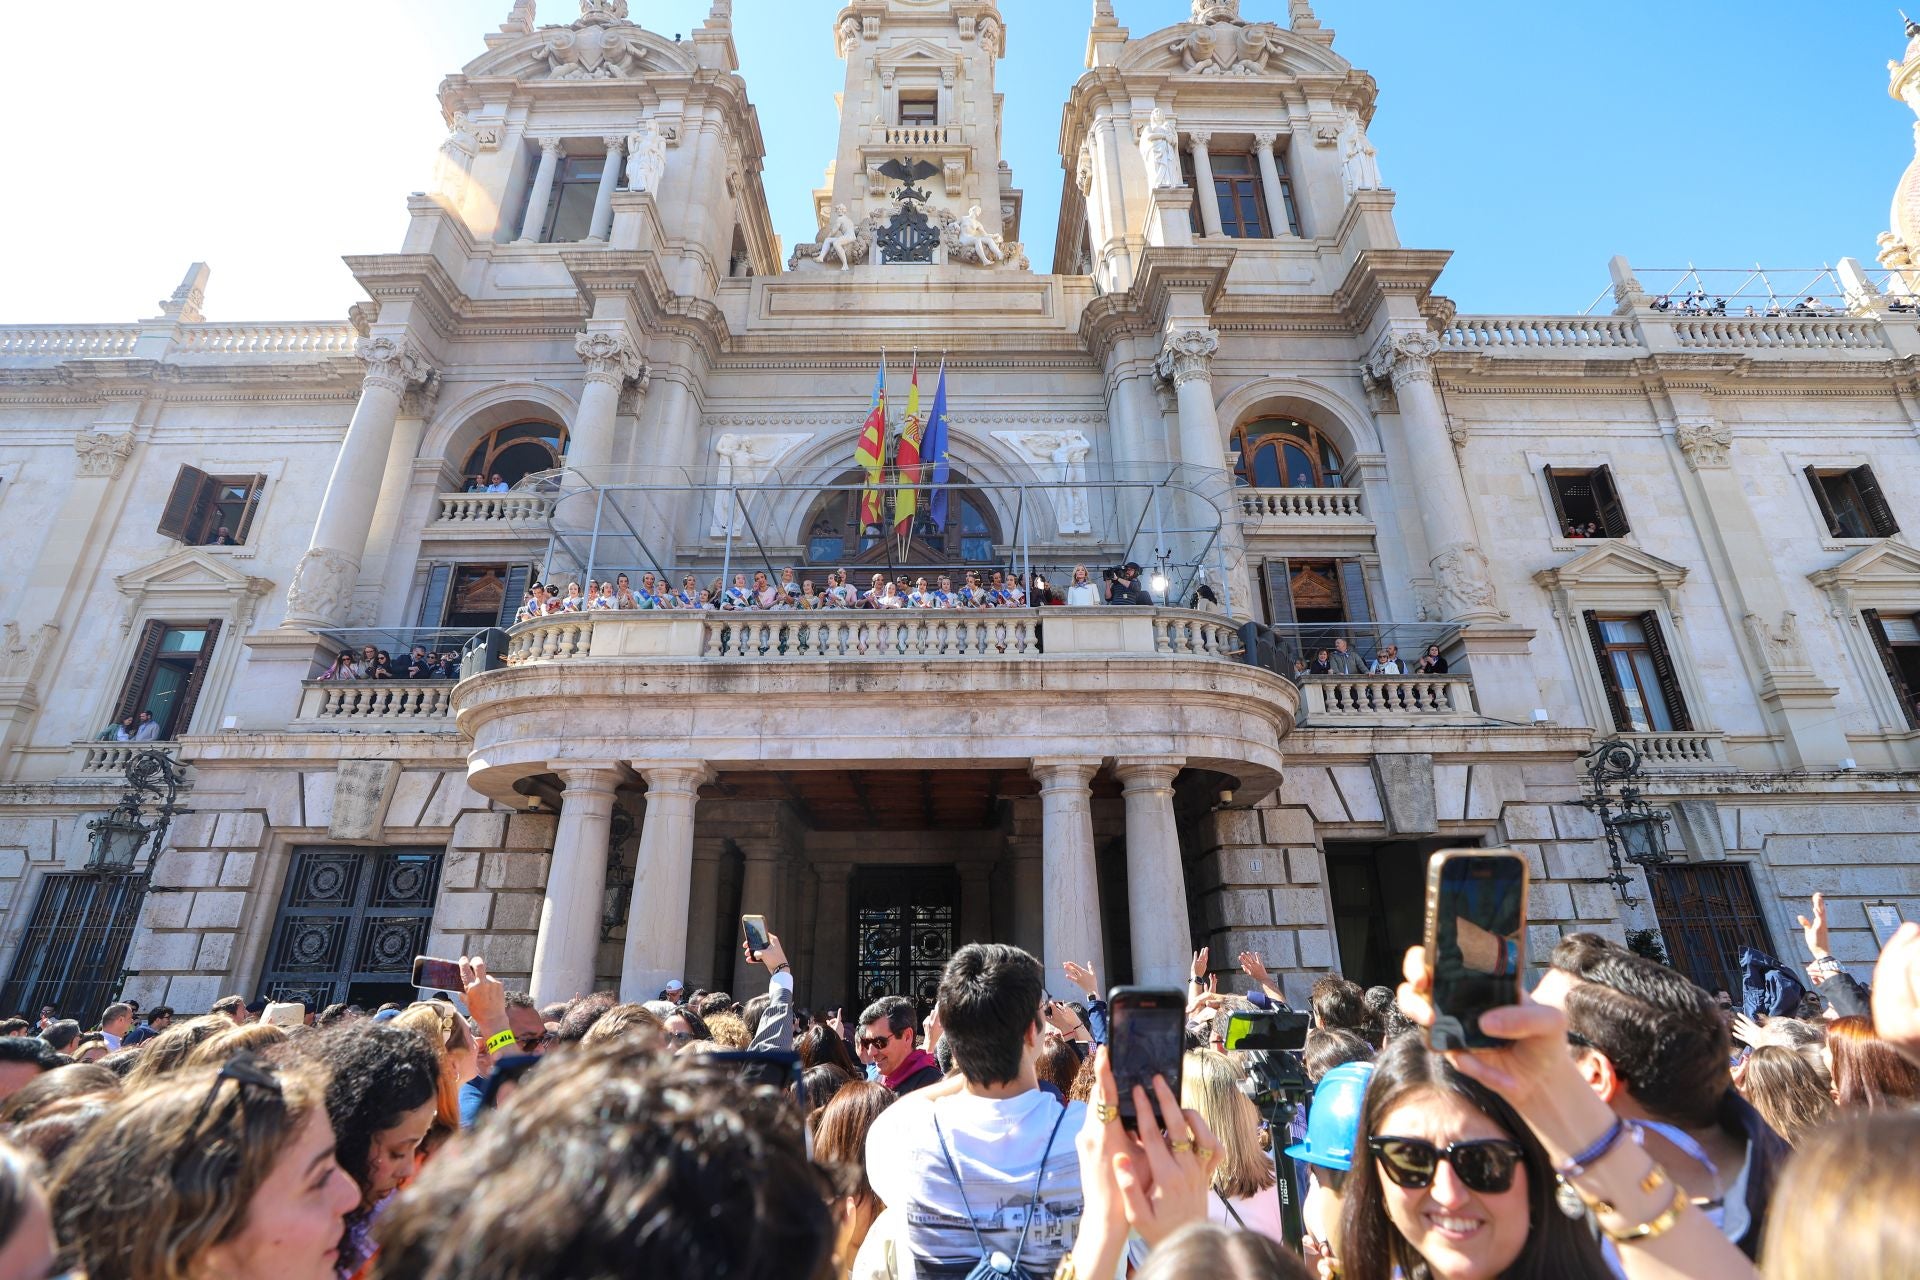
[1066,565,1100,606]
[1328,637,1362,675]
[317,651,362,681]
[1370,645,1404,676]
[1415,644,1449,675]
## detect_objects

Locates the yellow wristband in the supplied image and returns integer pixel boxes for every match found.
[484,1028,518,1055]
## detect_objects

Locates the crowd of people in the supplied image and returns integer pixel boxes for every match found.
[1291,637,1449,679]
[315,643,462,683]
[4,890,1916,1279]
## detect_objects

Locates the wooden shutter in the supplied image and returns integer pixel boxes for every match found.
[496,565,532,629]
[1583,611,1633,732]
[415,564,453,630]
[1543,465,1571,530]
[111,621,170,725]
[1854,465,1900,537]
[170,620,222,738]
[156,467,211,542]
[231,475,268,543]
[1804,465,1840,536]
[1261,560,1296,627]
[1337,561,1373,624]
[1636,609,1692,731]
[1592,465,1630,537]
[1863,610,1919,729]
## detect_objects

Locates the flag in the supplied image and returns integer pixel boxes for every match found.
[893,356,924,540]
[924,361,952,532]
[855,356,888,531]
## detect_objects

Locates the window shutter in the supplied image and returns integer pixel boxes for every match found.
[1592,466,1630,537]
[1543,465,1571,531]
[1853,465,1900,537]
[157,467,210,542]
[1583,611,1633,733]
[1863,610,1919,729]
[170,620,222,738]
[1804,465,1840,536]
[112,621,170,725]
[1337,561,1373,625]
[232,474,267,543]
[496,565,532,629]
[1262,560,1296,628]
[416,564,453,630]
[1636,609,1691,731]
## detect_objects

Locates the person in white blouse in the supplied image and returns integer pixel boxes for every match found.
[1065,564,1101,606]
[1370,644,1403,675]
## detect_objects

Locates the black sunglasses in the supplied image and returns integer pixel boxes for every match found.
[191,1051,283,1129]
[1368,1136,1525,1194]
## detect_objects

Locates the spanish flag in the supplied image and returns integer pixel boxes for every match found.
[855,356,888,530]
[893,356,924,541]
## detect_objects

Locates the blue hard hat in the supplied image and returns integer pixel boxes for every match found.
[1283,1062,1375,1172]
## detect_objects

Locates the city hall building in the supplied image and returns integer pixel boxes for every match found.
[3,0,1919,1018]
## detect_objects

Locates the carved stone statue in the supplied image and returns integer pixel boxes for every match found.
[625,121,669,194]
[953,205,1005,266]
[73,431,135,478]
[0,621,57,683]
[710,433,811,535]
[1339,111,1383,196]
[1745,610,1809,671]
[1430,543,1500,618]
[1174,15,1279,75]
[1140,108,1182,190]
[991,430,1095,535]
[820,204,860,270]
[286,548,360,627]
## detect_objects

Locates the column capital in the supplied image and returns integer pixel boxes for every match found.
[355,335,434,396]
[1112,757,1185,790]
[1364,327,1439,392]
[1674,416,1733,470]
[1155,328,1220,388]
[1187,130,1213,151]
[575,330,645,389]
[1031,757,1104,789]
[814,860,854,884]
[631,760,714,795]
[601,134,628,154]
[537,136,566,156]
[1253,130,1280,152]
[553,761,627,793]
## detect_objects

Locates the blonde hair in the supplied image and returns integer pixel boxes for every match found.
[1180,1049,1274,1200]
[123,1016,231,1089]
[579,1003,665,1051]
[183,1022,287,1071]
[49,1061,324,1280]
[1762,1110,1920,1278]
[704,1011,752,1050]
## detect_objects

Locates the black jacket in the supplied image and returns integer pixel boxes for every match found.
[1818,968,1871,1018]
[1721,1089,1791,1260]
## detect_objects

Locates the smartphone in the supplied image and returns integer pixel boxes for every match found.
[411,955,463,991]
[1107,987,1187,1131]
[1224,1008,1310,1052]
[742,914,770,958]
[1424,848,1530,1051]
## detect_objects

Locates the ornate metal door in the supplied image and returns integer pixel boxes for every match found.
[260,847,443,1008]
[1648,862,1771,997]
[851,867,959,1015]
[0,872,145,1021]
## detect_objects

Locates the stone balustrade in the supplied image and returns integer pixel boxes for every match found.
[876,125,960,148]
[1668,315,1888,351]
[1440,312,1898,357]
[0,327,140,358]
[173,323,359,356]
[1236,487,1368,528]
[293,680,457,732]
[69,741,183,776]
[429,492,556,527]
[1628,730,1731,768]
[1300,675,1477,723]
[1441,316,1641,350]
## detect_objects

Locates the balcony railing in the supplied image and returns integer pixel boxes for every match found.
[69,740,183,776]
[1627,731,1730,768]
[293,680,457,732]
[1300,676,1477,724]
[1668,315,1888,351]
[872,124,961,148]
[1441,316,1641,351]
[0,326,141,358]
[429,492,555,528]
[172,323,358,356]
[1236,487,1368,528]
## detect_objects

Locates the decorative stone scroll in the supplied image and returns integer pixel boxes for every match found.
[0,622,57,683]
[74,431,135,478]
[1745,610,1810,672]
[286,548,360,625]
[1674,417,1733,470]
[355,336,433,396]
[538,1,644,80]
[575,332,644,388]
[1174,15,1280,76]
[1155,329,1220,388]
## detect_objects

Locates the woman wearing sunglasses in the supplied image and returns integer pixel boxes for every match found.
[1338,1035,1612,1280]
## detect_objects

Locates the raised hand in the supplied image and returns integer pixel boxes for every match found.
[1189,946,1209,981]
[1062,960,1099,997]
[1236,950,1270,986]
[1796,892,1831,961]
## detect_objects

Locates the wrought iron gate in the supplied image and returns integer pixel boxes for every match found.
[0,873,145,1021]
[851,867,959,1015]
[259,847,443,1009]
[1648,862,1772,996]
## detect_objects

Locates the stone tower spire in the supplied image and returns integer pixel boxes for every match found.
[1878,14,1920,296]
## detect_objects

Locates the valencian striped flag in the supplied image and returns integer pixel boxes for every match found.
[892,356,924,544]
[854,355,888,531]
[924,359,952,531]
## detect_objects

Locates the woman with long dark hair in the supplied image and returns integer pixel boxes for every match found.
[1338,1035,1613,1280]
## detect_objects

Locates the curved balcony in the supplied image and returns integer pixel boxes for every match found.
[453,606,1297,802]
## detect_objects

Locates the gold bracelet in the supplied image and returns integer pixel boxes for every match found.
[1597,1179,1688,1244]
[1053,1254,1076,1280]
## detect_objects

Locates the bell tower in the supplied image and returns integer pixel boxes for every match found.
[811,1,1021,250]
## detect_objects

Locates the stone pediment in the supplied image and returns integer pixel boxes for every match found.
[460,8,696,82]
[1808,537,1920,590]
[1117,19,1351,79]
[1533,542,1688,594]
[874,38,960,72]
[115,548,274,601]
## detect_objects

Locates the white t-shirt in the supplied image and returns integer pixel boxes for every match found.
[865,1088,1085,1279]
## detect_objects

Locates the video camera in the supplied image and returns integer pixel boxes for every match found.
[1224,1009,1311,1104]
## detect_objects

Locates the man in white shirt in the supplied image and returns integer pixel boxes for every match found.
[861,944,1083,1279]
[131,710,161,741]
[97,1002,133,1053]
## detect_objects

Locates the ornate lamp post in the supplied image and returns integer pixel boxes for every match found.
[1577,738,1671,902]
[87,750,188,871]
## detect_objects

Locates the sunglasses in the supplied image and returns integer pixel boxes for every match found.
[1368,1136,1525,1194]
[191,1052,283,1129]
[856,1030,900,1050]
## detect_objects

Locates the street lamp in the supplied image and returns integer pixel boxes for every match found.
[86,801,155,871]
[85,750,187,872]
[1577,738,1671,902]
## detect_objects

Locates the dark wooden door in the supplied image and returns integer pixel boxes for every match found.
[259,848,443,1009]
[0,873,146,1021]
[1648,863,1771,996]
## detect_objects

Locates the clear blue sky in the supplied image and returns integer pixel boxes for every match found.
[0,2,1906,321]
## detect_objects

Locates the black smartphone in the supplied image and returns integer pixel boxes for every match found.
[1424,848,1530,1051]
[1107,987,1186,1131]
[411,955,463,991]
[742,914,770,958]
[1224,1008,1310,1052]
[695,1049,807,1108]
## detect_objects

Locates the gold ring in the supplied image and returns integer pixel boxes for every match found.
[1168,1138,1194,1154]
[1094,1103,1120,1124]
[1194,1146,1215,1162]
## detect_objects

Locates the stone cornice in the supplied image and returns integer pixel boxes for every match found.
[1327,247,1452,333]
[1080,247,1237,363]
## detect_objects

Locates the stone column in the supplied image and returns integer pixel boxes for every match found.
[1155,328,1252,614]
[529,764,623,1005]
[813,862,854,1010]
[514,138,564,244]
[285,337,435,628]
[586,137,626,242]
[1365,328,1502,624]
[619,761,711,1002]
[958,862,993,945]
[568,331,643,480]
[1253,133,1290,237]
[1010,842,1044,961]
[1032,758,1106,983]
[732,846,780,995]
[684,836,725,989]
[1113,758,1192,986]
[1188,133,1225,239]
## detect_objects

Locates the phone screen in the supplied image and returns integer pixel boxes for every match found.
[412,955,463,992]
[1108,988,1186,1130]
[742,915,769,956]
[1428,853,1527,1051]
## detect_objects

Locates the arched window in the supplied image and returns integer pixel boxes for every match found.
[1232,417,1345,489]
[799,469,1001,566]
[461,421,569,488]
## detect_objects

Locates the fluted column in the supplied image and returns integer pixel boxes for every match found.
[1155,327,1251,612]
[619,761,713,1002]
[586,137,626,242]
[569,331,644,479]
[529,764,624,1005]
[1188,133,1225,238]
[285,336,435,628]
[1113,758,1191,986]
[514,138,565,244]
[732,846,780,995]
[1253,133,1290,238]
[1032,758,1106,983]
[1365,328,1502,623]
